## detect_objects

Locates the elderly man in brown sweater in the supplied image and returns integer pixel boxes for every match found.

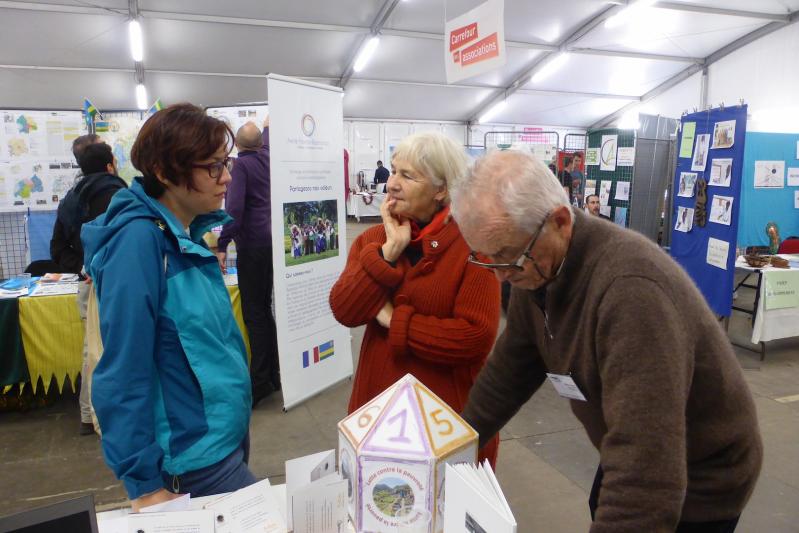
[450,150,762,532]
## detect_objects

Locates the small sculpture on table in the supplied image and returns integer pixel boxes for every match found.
[338,374,478,533]
[766,221,780,255]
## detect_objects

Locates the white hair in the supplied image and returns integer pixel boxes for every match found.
[391,132,470,197]
[450,149,571,234]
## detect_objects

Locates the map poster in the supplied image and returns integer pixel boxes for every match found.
[99,112,144,183]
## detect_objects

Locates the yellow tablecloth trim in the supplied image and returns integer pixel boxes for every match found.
[17,285,250,394]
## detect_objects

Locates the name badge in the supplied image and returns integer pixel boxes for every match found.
[546,373,587,401]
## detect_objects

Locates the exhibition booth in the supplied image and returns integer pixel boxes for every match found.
[2,0,799,531]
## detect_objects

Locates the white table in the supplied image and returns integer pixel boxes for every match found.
[347,192,385,221]
[732,255,799,358]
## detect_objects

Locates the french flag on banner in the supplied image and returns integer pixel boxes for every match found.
[302,340,335,368]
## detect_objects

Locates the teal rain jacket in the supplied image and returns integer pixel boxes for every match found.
[82,178,251,499]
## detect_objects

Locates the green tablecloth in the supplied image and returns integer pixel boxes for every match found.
[0,298,30,386]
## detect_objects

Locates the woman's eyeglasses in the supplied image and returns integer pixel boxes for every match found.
[193,157,233,181]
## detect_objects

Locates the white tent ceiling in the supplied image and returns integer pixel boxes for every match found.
[0,0,797,127]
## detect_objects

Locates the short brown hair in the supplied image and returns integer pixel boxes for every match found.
[72,133,100,160]
[131,103,233,198]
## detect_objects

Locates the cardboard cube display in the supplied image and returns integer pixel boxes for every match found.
[338,374,478,533]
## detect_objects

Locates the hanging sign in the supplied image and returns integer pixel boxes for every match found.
[445,0,506,84]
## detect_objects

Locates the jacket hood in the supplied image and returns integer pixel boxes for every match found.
[82,177,232,273]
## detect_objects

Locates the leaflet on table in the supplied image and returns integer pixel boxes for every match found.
[204,478,285,533]
[443,461,516,533]
[267,74,353,410]
[28,281,80,296]
[40,272,79,282]
[125,509,214,533]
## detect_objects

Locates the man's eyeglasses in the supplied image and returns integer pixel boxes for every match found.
[468,214,549,271]
[193,157,233,182]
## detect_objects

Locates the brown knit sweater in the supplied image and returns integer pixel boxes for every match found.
[462,209,762,532]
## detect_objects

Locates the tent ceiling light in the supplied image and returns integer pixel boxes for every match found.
[353,36,380,73]
[478,100,507,124]
[128,19,144,62]
[530,52,569,84]
[135,83,148,110]
[605,0,657,29]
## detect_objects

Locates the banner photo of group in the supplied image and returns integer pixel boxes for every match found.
[284,200,340,267]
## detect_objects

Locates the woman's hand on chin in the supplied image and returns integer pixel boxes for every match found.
[381,196,411,262]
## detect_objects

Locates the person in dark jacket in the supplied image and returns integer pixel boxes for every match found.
[51,142,127,274]
[50,141,127,436]
[373,160,389,192]
[215,116,280,407]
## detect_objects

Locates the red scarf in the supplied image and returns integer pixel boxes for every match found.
[408,206,450,249]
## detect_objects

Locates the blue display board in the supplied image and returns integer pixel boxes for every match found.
[670,105,747,317]
[738,132,799,247]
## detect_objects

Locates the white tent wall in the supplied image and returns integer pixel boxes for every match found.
[342,119,587,191]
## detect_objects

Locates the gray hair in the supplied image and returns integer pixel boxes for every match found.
[391,132,469,197]
[451,149,571,234]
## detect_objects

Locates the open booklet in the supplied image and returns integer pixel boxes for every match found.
[286,449,348,533]
[443,460,516,533]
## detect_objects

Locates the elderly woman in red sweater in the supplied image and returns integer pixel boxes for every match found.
[330,132,501,466]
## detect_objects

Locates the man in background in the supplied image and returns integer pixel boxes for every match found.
[558,156,574,203]
[372,160,389,192]
[50,141,127,435]
[584,194,609,220]
[216,116,280,407]
[571,152,584,206]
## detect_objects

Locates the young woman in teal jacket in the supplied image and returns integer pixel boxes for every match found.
[82,104,254,511]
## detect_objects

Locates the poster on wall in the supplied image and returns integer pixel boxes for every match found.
[753,160,785,188]
[585,147,599,166]
[788,167,799,186]
[674,206,694,233]
[677,172,697,197]
[445,0,506,84]
[600,135,617,171]
[207,104,270,157]
[598,180,612,205]
[691,134,709,171]
[0,109,86,209]
[617,147,635,167]
[795,190,799,209]
[679,122,696,158]
[613,207,628,227]
[709,195,734,226]
[706,238,729,270]
[708,158,733,187]
[267,74,352,410]
[614,181,630,201]
[98,113,143,183]
[711,120,735,149]
[583,179,596,195]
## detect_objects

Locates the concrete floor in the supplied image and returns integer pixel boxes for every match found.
[2,220,798,531]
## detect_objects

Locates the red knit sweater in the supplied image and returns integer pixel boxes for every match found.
[330,219,501,466]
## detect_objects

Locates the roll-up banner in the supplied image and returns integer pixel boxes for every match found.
[267,74,353,410]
